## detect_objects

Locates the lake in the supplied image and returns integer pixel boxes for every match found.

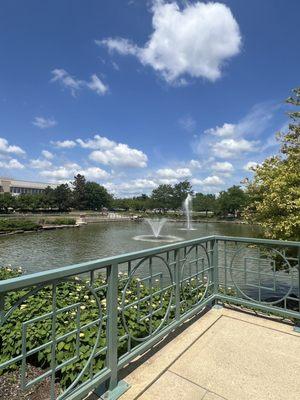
[0,220,259,274]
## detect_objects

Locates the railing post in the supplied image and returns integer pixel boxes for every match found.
[175,248,181,321]
[294,248,300,333]
[95,263,129,399]
[212,239,221,308]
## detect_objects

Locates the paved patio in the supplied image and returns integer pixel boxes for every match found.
[118,307,300,400]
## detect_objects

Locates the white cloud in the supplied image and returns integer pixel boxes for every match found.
[52,140,77,149]
[105,178,157,196]
[189,159,202,169]
[202,175,224,185]
[32,117,57,129]
[86,74,109,95]
[212,138,258,159]
[77,135,115,150]
[78,167,110,180]
[79,135,147,168]
[156,167,191,179]
[41,150,54,159]
[0,137,25,155]
[243,161,259,171]
[51,69,108,96]
[0,158,24,169]
[211,161,234,172]
[99,1,241,84]
[40,167,71,180]
[30,159,52,169]
[205,123,236,137]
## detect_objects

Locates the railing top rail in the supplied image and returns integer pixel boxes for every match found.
[0,234,299,294]
[0,235,216,293]
[215,235,300,247]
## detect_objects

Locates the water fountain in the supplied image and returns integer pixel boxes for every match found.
[133,218,182,243]
[179,194,197,231]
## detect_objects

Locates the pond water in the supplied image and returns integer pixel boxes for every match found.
[0,220,259,274]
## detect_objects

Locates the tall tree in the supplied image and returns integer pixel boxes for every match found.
[54,184,72,211]
[85,182,112,210]
[193,193,216,216]
[173,180,193,209]
[72,174,87,210]
[245,88,300,240]
[216,186,249,217]
[151,184,174,209]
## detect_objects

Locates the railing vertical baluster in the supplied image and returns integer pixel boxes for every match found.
[106,264,119,392]
[96,263,129,399]
[175,248,181,320]
[212,239,220,307]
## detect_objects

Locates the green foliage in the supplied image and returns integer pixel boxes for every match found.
[216,186,249,217]
[85,181,113,210]
[193,193,216,216]
[245,88,300,240]
[0,219,41,232]
[0,267,210,392]
[72,174,87,210]
[0,193,16,213]
[150,180,193,210]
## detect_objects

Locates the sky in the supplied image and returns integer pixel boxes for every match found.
[0,0,299,197]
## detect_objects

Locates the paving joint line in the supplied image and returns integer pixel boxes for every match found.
[133,314,223,399]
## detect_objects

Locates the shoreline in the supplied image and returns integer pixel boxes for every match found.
[0,218,253,237]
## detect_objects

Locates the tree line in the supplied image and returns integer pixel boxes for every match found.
[0,175,113,213]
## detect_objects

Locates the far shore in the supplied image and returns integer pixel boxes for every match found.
[0,216,251,237]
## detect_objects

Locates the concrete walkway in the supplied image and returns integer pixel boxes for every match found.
[120,307,300,400]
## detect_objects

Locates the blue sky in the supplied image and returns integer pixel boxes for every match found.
[0,0,299,196]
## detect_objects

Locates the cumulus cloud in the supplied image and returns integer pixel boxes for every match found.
[30,159,52,169]
[156,167,192,179]
[205,123,236,137]
[76,135,115,150]
[211,161,234,173]
[0,158,24,169]
[202,175,224,185]
[212,138,258,158]
[77,135,147,168]
[98,1,241,84]
[32,117,57,129]
[105,179,157,196]
[41,150,54,159]
[51,69,108,96]
[0,137,25,155]
[52,140,77,149]
[78,167,110,180]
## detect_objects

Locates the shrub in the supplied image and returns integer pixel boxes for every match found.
[0,219,41,233]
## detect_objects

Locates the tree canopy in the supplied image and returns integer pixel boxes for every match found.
[245,88,300,240]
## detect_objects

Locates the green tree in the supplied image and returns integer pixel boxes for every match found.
[216,186,249,218]
[193,193,216,216]
[0,193,16,213]
[245,88,300,240]
[54,184,72,211]
[85,182,112,210]
[173,180,193,209]
[151,184,174,210]
[72,174,87,210]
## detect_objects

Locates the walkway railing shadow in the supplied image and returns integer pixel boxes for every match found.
[0,235,299,399]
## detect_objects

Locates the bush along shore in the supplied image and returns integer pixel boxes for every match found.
[0,218,77,235]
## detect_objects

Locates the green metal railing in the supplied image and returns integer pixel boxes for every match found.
[0,235,299,399]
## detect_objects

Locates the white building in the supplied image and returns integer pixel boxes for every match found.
[0,177,57,196]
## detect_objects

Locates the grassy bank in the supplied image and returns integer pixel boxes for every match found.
[0,219,41,233]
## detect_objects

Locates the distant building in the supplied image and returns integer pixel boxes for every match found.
[0,177,57,196]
